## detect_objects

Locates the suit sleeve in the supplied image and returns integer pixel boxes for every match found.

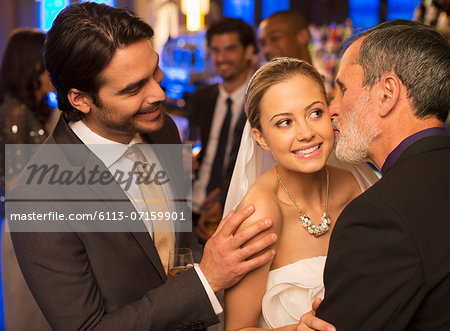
[186,88,201,139]
[186,85,213,164]
[316,198,425,331]
[11,231,218,330]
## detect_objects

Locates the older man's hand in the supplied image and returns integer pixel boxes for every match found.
[296,299,336,331]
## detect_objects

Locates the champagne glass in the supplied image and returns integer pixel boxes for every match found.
[167,248,194,280]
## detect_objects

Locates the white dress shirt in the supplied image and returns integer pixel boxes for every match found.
[69,120,222,315]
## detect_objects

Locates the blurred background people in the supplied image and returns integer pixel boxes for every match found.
[0,27,54,331]
[188,18,257,243]
[258,9,355,100]
[258,10,312,64]
[0,28,55,194]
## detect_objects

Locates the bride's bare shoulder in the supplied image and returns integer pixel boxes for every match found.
[237,167,282,230]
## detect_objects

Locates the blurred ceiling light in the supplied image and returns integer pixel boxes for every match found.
[181,0,210,31]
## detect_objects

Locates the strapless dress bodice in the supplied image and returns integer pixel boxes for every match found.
[258,256,326,328]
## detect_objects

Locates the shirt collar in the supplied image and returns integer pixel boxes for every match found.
[218,75,250,101]
[69,120,140,168]
[381,127,448,175]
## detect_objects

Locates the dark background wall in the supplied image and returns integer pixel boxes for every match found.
[292,0,349,25]
[0,0,135,65]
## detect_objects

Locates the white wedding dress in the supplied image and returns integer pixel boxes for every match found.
[224,122,379,328]
[258,256,326,328]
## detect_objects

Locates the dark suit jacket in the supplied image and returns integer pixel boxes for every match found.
[188,84,246,203]
[188,84,219,165]
[317,134,450,330]
[9,115,218,330]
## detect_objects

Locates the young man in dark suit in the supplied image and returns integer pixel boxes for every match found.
[7,3,277,330]
[188,18,257,241]
[298,20,449,331]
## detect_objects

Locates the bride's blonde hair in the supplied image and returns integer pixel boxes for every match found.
[245,58,326,131]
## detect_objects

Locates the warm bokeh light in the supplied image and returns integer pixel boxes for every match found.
[181,0,209,31]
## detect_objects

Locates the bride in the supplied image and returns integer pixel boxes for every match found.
[223,58,378,330]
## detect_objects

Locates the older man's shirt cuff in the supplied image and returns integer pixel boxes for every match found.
[193,263,223,315]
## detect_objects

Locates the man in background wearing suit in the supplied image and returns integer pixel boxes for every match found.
[188,18,257,242]
[298,20,449,331]
[8,3,277,330]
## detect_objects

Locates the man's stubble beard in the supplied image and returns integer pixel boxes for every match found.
[97,102,164,136]
[335,90,381,163]
[220,66,240,83]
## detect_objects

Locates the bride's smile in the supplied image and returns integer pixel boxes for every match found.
[251,74,334,174]
[291,142,322,158]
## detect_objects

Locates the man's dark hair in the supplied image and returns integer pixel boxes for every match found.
[353,19,450,122]
[206,17,257,53]
[44,2,154,121]
[266,10,309,32]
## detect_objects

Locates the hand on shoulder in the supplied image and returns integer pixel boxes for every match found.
[199,205,277,292]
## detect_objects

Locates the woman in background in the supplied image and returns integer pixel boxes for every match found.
[1,27,54,331]
[0,28,56,199]
[0,28,54,140]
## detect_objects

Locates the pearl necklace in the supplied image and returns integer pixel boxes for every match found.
[277,168,331,237]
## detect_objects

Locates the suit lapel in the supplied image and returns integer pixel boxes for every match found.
[234,106,247,139]
[131,232,167,280]
[52,116,168,281]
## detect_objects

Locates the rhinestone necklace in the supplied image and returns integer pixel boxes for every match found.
[277,168,331,237]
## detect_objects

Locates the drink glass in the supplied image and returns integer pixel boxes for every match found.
[167,248,194,280]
